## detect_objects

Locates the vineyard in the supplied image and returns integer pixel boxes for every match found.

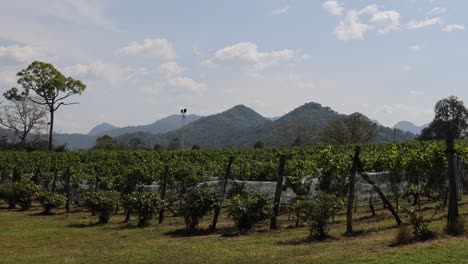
[1,140,468,263]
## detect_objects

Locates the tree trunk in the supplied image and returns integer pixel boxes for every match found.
[446,139,459,235]
[159,166,169,224]
[270,155,286,230]
[369,193,375,217]
[65,167,71,213]
[361,173,402,226]
[210,157,234,231]
[346,146,360,235]
[48,109,54,152]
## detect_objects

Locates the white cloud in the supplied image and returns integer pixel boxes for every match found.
[334,10,372,41]
[333,5,400,40]
[428,7,447,15]
[409,45,422,51]
[0,45,49,65]
[322,1,344,16]
[0,71,17,87]
[443,24,465,32]
[204,42,300,71]
[407,17,443,29]
[116,38,176,60]
[167,77,206,92]
[62,61,148,85]
[370,10,401,34]
[45,0,117,31]
[157,61,186,78]
[272,6,289,15]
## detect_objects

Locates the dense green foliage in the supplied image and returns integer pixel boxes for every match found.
[84,191,120,224]
[123,192,161,227]
[228,192,273,232]
[298,194,343,239]
[181,188,218,231]
[36,191,66,214]
[0,140,465,197]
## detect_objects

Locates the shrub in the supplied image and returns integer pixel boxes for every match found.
[290,199,307,227]
[227,192,272,232]
[181,188,218,231]
[84,191,120,224]
[301,194,343,240]
[404,207,435,241]
[227,181,246,199]
[123,192,162,227]
[0,181,40,210]
[36,191,66,214]
[0,184,16,209]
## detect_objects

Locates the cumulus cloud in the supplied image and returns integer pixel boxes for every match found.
[322,1,344,16]
[333,5,401,41]
[334,10,372,40]
[272,6,289,15]
[427,7,447,15]
[62,61,148,85]
[0,45,48,65]
[203,42,301,71]
[407,17,443,29]
[167,77,206,92]
[116,38,176,60]
[443,24,465,32]
[0,71,17,87]
[370,10,401,34]
[157,61,186,78]
[45,0,117,31]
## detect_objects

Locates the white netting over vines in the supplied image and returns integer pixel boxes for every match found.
[142,172,397,205]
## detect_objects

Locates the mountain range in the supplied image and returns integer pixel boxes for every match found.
[2,102,418,149]
[393,121,429,135]
[114,102,415,149]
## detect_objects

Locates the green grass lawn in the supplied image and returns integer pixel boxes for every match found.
[1,199,468,264]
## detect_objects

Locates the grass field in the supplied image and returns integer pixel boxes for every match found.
[1,199,468,264]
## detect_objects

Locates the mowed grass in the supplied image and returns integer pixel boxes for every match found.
[1,198,468,264]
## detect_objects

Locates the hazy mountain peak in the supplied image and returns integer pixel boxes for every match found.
[88,123,119,135]
[394,121,429,135]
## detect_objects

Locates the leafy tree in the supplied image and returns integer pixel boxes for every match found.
[91,135,128,151]
[429,96,468,235]
[253,140,264,149]
[167,138,181,150]
[129,137,145,150]
[0,97,47,149]
[4,61,86,151]
[191,144,201,150]
[319,113,378,144]
[153,144,164,150]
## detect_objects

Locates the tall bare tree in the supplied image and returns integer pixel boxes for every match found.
[0,97,47,148]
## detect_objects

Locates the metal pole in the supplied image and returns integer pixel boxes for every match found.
[180,109,187,150]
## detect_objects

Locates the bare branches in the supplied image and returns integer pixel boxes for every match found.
[0,98,47,145]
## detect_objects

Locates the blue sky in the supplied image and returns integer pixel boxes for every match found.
[0,0,467,133]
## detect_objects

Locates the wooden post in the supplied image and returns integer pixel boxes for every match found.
[65,167,71,214]
[369,193,375,217]
[210,157,234,231]
[159,166,169,224]
[346,146,360,235]
[446,139,459,234]
[361,173,401,225]
[270,155,286,230]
